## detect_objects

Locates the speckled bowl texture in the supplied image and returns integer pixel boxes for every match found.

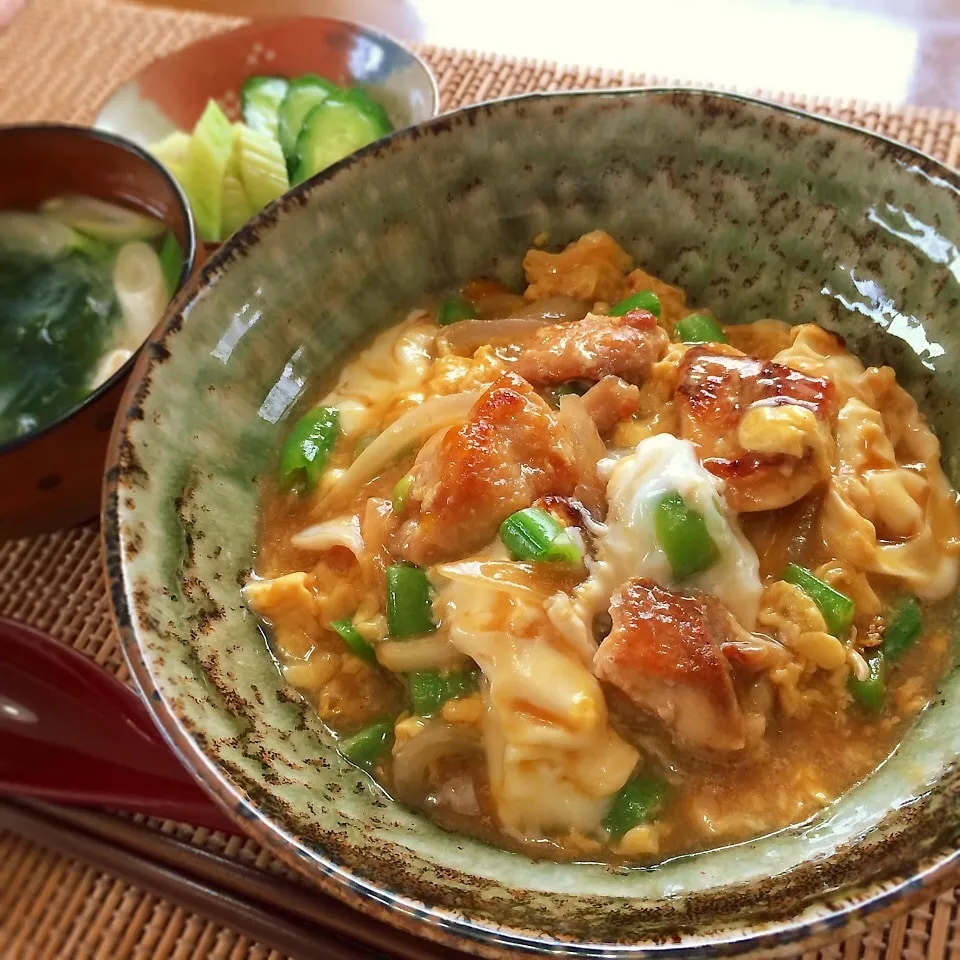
[104,90,960,957]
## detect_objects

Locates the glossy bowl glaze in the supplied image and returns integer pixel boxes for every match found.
[0,124,196,540]
[93,17,438,148]
[105,90,960,957]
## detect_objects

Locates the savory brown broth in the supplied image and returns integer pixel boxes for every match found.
[248,230,959,863]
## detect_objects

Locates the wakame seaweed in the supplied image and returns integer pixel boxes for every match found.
[0,249,120,443]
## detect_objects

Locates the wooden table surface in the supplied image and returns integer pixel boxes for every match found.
[131,0,960,111]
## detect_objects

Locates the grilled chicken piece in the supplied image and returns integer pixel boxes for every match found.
[594,578,747,756]
[516,310,669,387]
[676,346,837,512]
[580,375,642,436]
[395,372,578,565]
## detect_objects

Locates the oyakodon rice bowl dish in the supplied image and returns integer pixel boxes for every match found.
[246,229,960,864]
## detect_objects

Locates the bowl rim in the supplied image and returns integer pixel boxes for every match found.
[0,122,198,458]
[103,86,960,958]
[91,13,441,133]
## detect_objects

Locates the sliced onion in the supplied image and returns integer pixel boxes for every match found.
[441,317,555,355]
[436,775,481,816]
[323,391,480,506]
[376,633,469,673]
[42,194,165,242]
[391,721,482,806]
[0,212,88,257]
[291,514,363,556]
[440,295,589,356]
[432,560,553,599]
[557,393,606,518]
[512,295,591,323]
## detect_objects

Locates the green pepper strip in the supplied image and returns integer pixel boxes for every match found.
[331,619,376,664]
[338,720,394,767]
[386,563,437,639]
[499,506,582,564]
[784,563,855,637]
[848,650,886,713]
[436,295,478,326]
[279,406,340,493]
[674,313,727,344]
[883,596,923,661]
[409,669,479,716]
[604,774,670,840]
[653,491,720,580]
[609,289,661,318]
[391,473,414,514]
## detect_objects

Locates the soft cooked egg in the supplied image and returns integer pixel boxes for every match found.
[560,434,762,634]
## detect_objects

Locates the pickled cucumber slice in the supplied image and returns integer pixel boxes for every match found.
[277,74,338,167]
[291,97,388,184]
[241,75,289,139]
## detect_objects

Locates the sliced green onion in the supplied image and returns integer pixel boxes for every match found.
[784,564,855,637]
[609,290,661,318]
[674,313,727,344]
[848,650,885,713]
[331,619,376,664]
[338,720,394,767]
[158,231,184,298]
[654,492,720,580]
[499,506,582,564]
[409,669,480,716]
[279,406,340,494]
[883,596,923,661]
[437,295,478,326]
[391,473,414,514]
[386,563,437,639]
[604,774,670,840]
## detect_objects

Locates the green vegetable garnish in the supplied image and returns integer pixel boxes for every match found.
[436,295,478,326]
[654,492,720,580]
[604,775,670,840]
[409,670,479,716]
[848,650,886,713]
[158,231,184,298]
[784,563,855,637]
[386,563,437,639]
[674,313,727,344]
[609,290,661,318]
[499,506,582,564]
[391,473,414,514]
[544,381,590,408]
[883,596,923,661]
[338,720,394,767]
[279,406,340,493]
[185,99,234,243]
[331,619,376,664]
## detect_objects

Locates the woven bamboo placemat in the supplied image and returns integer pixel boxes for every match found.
[2,0,960,957]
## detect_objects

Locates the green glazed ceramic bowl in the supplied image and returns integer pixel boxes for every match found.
[104,90,960,957]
